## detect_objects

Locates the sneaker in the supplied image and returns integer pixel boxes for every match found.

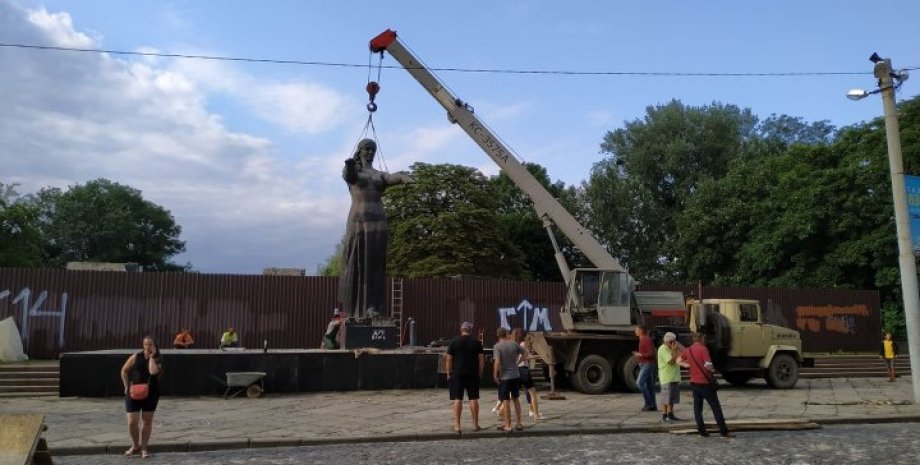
[535,412,544,419]
[660,417,671,424]
[720,433,736,439]
[528,410,534,417]
[667,415,684,422]
[698,431,710,437]
[641,406,658,412]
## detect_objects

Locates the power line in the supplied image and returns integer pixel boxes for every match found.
[1,42,917,77]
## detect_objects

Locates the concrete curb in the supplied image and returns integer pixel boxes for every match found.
[51,416,920,456]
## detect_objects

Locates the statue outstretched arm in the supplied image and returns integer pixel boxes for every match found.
[384,172,414,185]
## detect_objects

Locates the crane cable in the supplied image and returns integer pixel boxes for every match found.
[351,49,388,171]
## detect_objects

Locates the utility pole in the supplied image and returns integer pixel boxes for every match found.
[873,56,920,404]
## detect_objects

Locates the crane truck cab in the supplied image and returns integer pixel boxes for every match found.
[688,298,814,389]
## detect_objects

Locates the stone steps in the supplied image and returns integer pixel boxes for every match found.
[0,362,59,397]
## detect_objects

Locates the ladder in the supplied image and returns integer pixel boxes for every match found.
[391,278,404,345]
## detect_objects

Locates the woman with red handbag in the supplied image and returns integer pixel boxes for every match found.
[120,336,162,459]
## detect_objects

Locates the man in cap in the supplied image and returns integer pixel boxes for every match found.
[445,321,485,433]
[657,332,684,423]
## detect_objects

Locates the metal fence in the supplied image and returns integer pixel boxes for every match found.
[0,268,880,358]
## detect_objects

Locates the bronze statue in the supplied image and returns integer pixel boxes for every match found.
[338,139,412,319]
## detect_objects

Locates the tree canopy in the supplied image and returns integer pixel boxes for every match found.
[0,178,188,271]
[0,184,44,267]
[584,94,920,336]
[384,163,526,279]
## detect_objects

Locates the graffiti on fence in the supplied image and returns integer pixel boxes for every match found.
[498,299,553,332]
[0,287,69,348]
[795,304,869,334]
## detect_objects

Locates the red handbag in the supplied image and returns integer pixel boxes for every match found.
[129,383,149,400]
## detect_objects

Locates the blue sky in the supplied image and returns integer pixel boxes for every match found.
[1,0,918,274]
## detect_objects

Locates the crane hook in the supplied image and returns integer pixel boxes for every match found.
[366,81,380,113]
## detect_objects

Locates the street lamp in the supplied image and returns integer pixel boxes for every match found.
[847,53,920,404]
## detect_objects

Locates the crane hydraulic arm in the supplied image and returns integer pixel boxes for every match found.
[370,29,625,282]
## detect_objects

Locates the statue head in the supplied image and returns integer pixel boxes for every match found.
[353,139,377,168]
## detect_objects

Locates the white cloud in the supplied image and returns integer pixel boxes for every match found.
[0,2,349,273]
[25,6,94,47]
[247,82,351,134]
[169,57,359,135]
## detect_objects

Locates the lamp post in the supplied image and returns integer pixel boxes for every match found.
[848,53,920,403]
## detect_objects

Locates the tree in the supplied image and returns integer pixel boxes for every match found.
[673,93,920,338]
[385,163,526,279]
[587,100,758,280]
[0,183,44,267]
[316,238,343,276]
[38,179,187,271]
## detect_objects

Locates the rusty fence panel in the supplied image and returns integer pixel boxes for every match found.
[0,268,880,358]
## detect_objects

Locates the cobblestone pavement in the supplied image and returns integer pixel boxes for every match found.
[57,423,920,465]
[0,377,917,455]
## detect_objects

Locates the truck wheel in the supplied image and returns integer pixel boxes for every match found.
[572,354,613,394]
[721,371,753,387]
[615,355,640,393]
[766,353,799,389]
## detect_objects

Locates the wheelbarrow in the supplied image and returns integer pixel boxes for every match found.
[208,371,266,399]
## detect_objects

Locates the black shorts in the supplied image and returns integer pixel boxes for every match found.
[448,374,480,400]
[518,366,535,390]
[125,394,159,413]
[498,378,522,401]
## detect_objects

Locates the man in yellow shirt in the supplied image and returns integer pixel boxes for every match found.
[220,327,240,349]
[657,332,684,423]
[879,331,900,382]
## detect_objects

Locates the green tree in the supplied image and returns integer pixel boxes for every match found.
[674,93,920,337]
[0,183,44,267]
[39,179,188,271]
[384,163,526,279]
[316,238,343,276]
[587,100,758,280]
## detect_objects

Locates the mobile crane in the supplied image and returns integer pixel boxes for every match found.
[370,29,810,393]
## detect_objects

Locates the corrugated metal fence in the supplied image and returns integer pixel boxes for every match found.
[0,268,880,358]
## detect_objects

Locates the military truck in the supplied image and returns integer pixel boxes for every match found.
[369,29,812,394]
[679,298,814,389]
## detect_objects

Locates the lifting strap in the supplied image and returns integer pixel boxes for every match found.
[352,47,388,171]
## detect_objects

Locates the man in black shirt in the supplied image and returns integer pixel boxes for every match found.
[445,321,485,433]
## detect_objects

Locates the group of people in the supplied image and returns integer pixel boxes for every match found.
[170,327,242,350]
[444,323,541,434]
[634,325,734,438]
[123,321,904,452]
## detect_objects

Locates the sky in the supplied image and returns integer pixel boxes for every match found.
[1,0,918,275]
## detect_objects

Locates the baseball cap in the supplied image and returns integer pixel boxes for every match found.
[663,332,677,342]
[460,321,473,330]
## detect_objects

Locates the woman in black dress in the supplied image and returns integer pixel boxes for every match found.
[120,336,162,459]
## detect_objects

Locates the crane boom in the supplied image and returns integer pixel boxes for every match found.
[370,30,625,276]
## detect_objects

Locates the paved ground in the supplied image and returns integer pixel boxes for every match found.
[57,423,920,465]
[1,377,917,456]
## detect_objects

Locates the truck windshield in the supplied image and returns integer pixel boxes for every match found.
[598,272,627,307]
[580,273,599,308]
